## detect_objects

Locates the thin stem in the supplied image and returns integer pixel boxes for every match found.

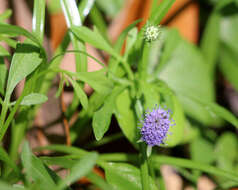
[139,143,150,190]
[118,57,134,81]
[138,42,150,81]
[0,99,8,129]
[0,93,25,141]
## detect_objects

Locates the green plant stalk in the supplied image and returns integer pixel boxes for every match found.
[139,143,150,190]
[60,0,87,73]
[135,98,150,190]
[0,92,25,141]
[0,99,8,129]
[32,0,46,44]
[138,42,150,80]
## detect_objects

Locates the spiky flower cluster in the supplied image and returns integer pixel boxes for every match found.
[144,25,160,42]
[139,106,175,146]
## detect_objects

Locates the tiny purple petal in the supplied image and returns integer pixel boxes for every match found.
[139,106,175,147]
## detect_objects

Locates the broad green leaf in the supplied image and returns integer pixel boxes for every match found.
[0,44,10,56]
[57,152,98,189]
[215,132,238,171]
[10,93,48,106]
[0,147,20,175]
[71,26,118,58]
[21,142,56,190]
[159,32,222,126]
[69,78,88,110]
[186,94,238,128]
[101,162,157,190]
[115,89,139,147]
[0,60,7,95]
[93,86,126,140]
[190,137,215,164]
[141,82,160,110]
[154,29,180,75]
[32,0,46,44]
[164,95,185,147]
[5,43,42,99]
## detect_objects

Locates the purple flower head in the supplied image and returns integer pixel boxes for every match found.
[139,105,175,147]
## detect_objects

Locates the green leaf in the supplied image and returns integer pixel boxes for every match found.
[115,89,139,147]
[154,29,180,75]
[41,156,77,169]
[87,172,112,190]
[35,144,86,155]
[0,45,10,56]
[0,60,7,95]
[57,152,98,189]
[0,181,27,190]
[21,142,57,190]
[159,32,221,126]
[200,12,221,74]
[215,132,238,171]
[0,24,44,53]
[190,137,215,164]
[5,43,42,99]
[165,95,185,147]
[220,14,238,54]
[79,0,95,21]
[10,93,48,106]
[69,78,88,110]
[186,94,238,128]
[101,162,157,190]
[0,9,12,22]
[219,45,238,91]
[93,86,126,140]
[96,0,123,18]
[219,14,238,91]
[77,71,113,94]
[124,27,138,58]
[150,0,176,25]
[71,26,118,58]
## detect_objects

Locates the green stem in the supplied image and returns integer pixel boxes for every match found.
[0,99,8,129]
[0,93,25,141]
[119,57,134,81]
[138,42,150,80]
[139,143,150,190]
